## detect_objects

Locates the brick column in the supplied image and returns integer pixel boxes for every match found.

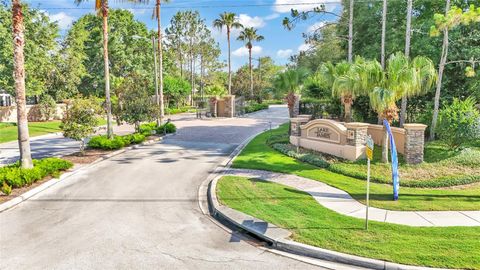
[223,95,235,118]
[209,97,217,117]
[344,122,369,147]
[290,117,309,136]
[404,124,427,164]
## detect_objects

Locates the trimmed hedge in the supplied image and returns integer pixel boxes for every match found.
[0,158,73,193]
[245,103,269,113]
[87,133,146,150]
[138,122,177,136]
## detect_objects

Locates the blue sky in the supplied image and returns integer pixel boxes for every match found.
[26,0,341,70]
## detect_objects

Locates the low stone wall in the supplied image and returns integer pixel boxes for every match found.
[0,104,66,122]
[290,118,427,164]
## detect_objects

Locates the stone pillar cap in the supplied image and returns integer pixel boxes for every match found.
[344,122,369,128]
[403,123,428,130]
[290,117,310,122]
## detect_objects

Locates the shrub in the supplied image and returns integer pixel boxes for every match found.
[271,143,330,168]
[38,94,57,121]
[87,133,146,150]
[0,158,73,191]
[61,98,101,152]
[245,103,268,113]
[139,122,157,135]
[437,97,480,148]
[1,182,12,195]
[299,98,341,119]
[157,122,176,134]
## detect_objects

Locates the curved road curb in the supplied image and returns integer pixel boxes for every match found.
[0,135,169,213]
[204,128,452,270]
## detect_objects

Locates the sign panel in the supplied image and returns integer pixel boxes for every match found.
[365,136,374,160]
[383,120,400,201]
[306,125,341,144]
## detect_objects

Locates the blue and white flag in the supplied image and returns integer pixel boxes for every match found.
[383,120,400,201]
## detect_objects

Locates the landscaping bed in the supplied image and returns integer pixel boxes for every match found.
[0,158,73,201]
[232,124,480,211]
[217,175,480,269]
[245,103,269,113]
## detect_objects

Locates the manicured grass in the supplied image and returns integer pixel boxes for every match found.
[232,124,480,211]
[0,121,62,143]
[217,176,480,269]
[0,118,110,144]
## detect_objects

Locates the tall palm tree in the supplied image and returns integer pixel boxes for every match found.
[380,0,387,69]
[399,0,414,127]
[367,53,437,162]
[273,69,309,117]
[153,0,170,126]
[12,0,33,168]
[75,0,113,138]
[213,12,242,95]
[237,27,264,98]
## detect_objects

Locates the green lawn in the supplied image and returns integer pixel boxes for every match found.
[232,124,480,211]
[0,118,109,144]
[217,176,480,269]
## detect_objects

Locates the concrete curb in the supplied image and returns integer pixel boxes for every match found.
[205,128,452,270]
[0,134,169,213]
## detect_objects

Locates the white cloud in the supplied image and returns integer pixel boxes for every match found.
[232,46,263,57]
[307,21,327,33]
[277,49,293,58]
[298,43,313,52]
[48,12,74,30]
[264,13,280,20]
[273,0,336,13]
[237,14,265,28]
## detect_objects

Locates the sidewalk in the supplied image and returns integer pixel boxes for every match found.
[226,168,480,227]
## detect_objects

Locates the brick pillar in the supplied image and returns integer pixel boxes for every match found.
[223,95,235,118]
[344,122,369,147]
[209,97,217,117]
[290,117,309,136]
[404,124,427,164]
[293,94,301,117]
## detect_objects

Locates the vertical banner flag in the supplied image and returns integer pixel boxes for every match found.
[383,120,400,201]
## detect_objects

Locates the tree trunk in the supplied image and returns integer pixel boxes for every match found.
[12,0,33,169]
[286,92,296,118]
[249,46,253,99]
[380,0,387,69]
[156,0,164,125]
[101,3,113,139]
[430,0,450,141]
[227,27,232,95]
[152,37,160,126]
[399,0,413,127]
[343,102,352,123]
[348,0,354,63]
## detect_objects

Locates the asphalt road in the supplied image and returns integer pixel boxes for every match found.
[0,106,357,269]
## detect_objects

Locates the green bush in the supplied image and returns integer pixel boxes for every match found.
[157,122,176,134]
[271,143,330,168]
[437,97,480,148]
[299,98,341,119]
[1,182,12,195]
[139,122,157,135]
[87,133,147,150]
[0,158,73,191]
[245,103,268,113]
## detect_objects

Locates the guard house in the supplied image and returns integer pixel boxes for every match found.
[0,91,13,107]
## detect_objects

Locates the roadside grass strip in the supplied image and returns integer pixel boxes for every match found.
[217,176,480,270]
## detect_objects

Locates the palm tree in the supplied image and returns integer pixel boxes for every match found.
[237,27,264,99]
[12,0,33,168]
[367,53,437,162]
[399,0,414,127]
[153,0,170,126]
[75,0,113,138]
[273,69,309,118]
[213,12,242,95]
[318,58,378,122]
